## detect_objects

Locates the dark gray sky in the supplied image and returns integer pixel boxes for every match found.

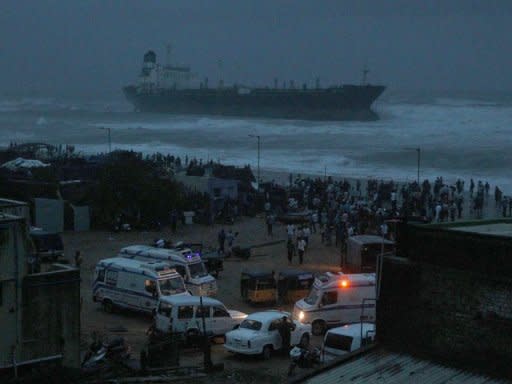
[2,0,511,98]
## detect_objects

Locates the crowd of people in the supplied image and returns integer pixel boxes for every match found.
[259,175,506,263]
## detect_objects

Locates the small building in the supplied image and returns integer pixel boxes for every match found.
[174,172,238,200]
[0,200,80,374]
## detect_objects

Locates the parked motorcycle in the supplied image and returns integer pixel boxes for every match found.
[287,346,321,376]
[82,337,131,370]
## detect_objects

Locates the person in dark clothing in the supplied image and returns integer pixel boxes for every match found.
[218,229,226,255]
[278,316,293,354]
[170,210,178,233]
[266,214,274,237]
[286,239,295,264]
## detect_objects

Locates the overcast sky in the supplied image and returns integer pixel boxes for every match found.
[1,0,511,98]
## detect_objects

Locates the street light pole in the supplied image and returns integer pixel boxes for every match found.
[404,147,420,185]
[249,134,260,191]
[100,127,112,153]
[416,147,420,185]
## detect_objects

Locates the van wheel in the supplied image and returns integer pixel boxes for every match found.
[103,300,114,314]
[299,333,310,348]
[262,345,273,360]
[312,320,326,336]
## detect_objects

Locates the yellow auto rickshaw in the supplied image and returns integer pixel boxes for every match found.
[277,269,315,304]
[240,270,277,304]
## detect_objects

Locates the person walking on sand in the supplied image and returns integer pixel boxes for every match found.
[286,223,295,241]
[303,225,311,249]
[217,228,226,255]
[266,213,274,237]
[74,250,83,268]
[225,229,238,258]
[286,239,295,264]
[297,237,306,265]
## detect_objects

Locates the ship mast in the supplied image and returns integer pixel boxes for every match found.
[166,43,172,67]
[361,66,369,85]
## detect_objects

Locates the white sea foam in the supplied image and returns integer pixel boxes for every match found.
[4,93,512,193]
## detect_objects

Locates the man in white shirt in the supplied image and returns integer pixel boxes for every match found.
[286,224,295,241]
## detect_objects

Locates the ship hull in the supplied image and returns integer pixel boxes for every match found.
[123,85,385,121]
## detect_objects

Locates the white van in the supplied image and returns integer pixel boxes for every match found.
[155,296,247,337]
[92,257,188,313]
[321,323,375,362]
[293,272,376,335]
[119,245,217,296]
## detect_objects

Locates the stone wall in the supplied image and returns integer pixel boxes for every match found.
[377,256,512,378]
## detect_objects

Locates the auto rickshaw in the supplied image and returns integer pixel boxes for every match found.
[277,269,315,304]
[240,270,277,304]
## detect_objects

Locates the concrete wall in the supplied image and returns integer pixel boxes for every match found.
[377,256,512,379]
[22,266,81,368]
[34,198,64,233]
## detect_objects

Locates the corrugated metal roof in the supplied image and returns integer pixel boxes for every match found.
[304,349,510,384]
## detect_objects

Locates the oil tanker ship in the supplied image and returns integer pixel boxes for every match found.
[123,50,386,121]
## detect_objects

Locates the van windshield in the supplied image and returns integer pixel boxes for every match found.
[158,277,186,295]
[188,261,207,278]
[325,333,353,352]
[304,287,320,305]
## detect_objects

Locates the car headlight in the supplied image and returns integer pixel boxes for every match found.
[299,311,305,321]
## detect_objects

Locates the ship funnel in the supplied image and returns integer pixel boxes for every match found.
[143,50,157,64]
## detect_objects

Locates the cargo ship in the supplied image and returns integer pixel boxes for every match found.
[123,50,386,121]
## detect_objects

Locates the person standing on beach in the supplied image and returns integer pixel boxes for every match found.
[286,239,295,264]
[225,229,237,258]
[297,238,306,264]
[286,223,295,241]
[266,213,274,237]
[218,229,226,255]
[303,225,311,249]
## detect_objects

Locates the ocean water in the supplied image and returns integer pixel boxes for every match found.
[2,92,512,193]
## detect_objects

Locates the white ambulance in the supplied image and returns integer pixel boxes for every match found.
[92,257,189,314]
[119,245,217,296]
[293,272,376,335]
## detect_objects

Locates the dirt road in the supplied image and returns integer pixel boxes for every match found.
[64,214,342,383]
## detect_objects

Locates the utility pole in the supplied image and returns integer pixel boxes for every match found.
[404,147,421,185]
[100,127,112,153]
[249,134,260,191]
[416,147,421,185]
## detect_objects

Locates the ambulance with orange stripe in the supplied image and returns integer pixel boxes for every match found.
[293,272,376,336]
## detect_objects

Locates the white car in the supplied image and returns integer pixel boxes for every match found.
[321,323,375,362]
[224,310,311,360]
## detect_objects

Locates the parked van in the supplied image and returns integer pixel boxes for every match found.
[119,245,217,296]
[344,235,394,273]
[293,272,376,335]
[92,257,188,313]
[321,323,376,362]
[155,296,247,338]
